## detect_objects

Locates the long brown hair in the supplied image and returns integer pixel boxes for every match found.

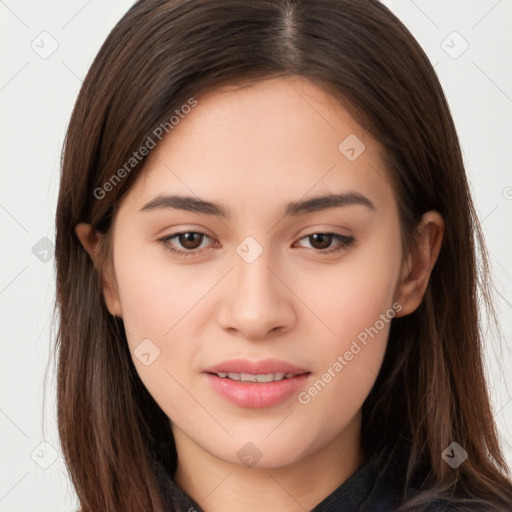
[54,0,512,510]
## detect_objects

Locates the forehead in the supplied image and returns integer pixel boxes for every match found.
[120,77,395,218]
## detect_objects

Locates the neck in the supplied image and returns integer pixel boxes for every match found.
[172,411,365,512]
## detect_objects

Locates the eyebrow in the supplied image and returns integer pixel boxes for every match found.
[139,192,375,217]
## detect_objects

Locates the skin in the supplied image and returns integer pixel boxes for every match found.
[76,76,444,512]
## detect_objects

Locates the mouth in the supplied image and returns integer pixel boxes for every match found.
[209,371,307,382]
[202,358,311,408]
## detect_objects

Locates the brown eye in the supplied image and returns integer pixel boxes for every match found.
[159,230,217,257]
[295,233,355,254]
[308,233,334,250]
[178,232,204,249]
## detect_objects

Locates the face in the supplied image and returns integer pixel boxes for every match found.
[99,77,407,468]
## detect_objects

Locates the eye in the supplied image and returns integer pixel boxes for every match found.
[294,233,355,254]
[159,231,217,257]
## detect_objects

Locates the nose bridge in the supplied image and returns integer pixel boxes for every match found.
[218,237,295,338]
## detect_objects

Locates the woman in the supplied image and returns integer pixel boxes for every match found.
[54,0,512,510]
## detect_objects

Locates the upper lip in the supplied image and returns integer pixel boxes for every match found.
[203,358,309,375]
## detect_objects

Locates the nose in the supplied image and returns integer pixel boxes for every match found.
[217,250,297,340]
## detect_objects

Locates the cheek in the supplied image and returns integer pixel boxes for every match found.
[111,236,228,408]
[111,242,205,416]
[112,232,203,343]
[294,226,402,410]
[300,226,401,344]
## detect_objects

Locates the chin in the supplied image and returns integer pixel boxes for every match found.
[203,435,313,469]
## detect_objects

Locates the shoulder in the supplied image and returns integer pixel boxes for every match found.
[363,481,496,512]
[360,453,496,512]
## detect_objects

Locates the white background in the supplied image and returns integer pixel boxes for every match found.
[0,1,511,510]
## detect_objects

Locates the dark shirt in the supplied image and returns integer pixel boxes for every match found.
[153,453,452,512]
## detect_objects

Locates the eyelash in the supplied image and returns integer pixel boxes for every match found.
[158,231,355,258]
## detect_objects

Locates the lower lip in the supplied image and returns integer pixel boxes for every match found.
[204,373,310,408]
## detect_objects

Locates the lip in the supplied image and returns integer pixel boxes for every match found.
[203,358,309,375]
[203,358,310,408]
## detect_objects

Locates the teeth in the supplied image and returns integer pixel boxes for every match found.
[256,374,275,383]
[216,372,297,382]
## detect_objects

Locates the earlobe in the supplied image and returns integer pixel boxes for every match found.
[394,211,444,317]
[75,223,123,317]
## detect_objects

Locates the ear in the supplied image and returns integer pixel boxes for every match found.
[394,211,444,317]
[75,223,123,317]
